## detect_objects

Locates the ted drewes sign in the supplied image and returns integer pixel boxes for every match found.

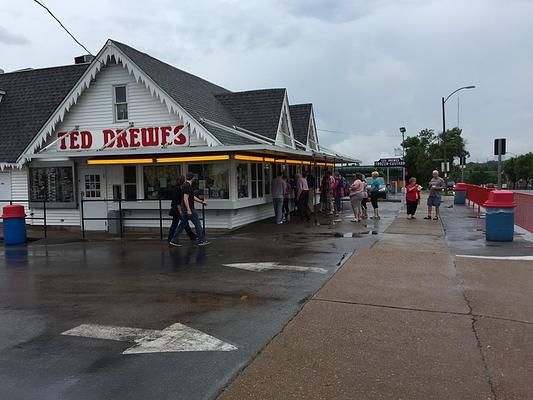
[56,125,189,151]
[374,157,405,167]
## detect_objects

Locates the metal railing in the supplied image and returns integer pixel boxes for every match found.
[0,198,206,241]
[515,192,533,233]
[464,184,494,217]
[80,198,206,240]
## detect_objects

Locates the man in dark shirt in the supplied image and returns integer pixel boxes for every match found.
[170,172,209,246]
[167,175,196,243]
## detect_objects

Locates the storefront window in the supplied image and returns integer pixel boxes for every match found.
[251,163,264,198]
[143,165,182,200]
[188,163,229,199]
[29,166,75,204]
[236,163,249,198]
[264,163,272,195]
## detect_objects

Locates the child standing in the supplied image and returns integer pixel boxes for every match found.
[406,177,421,219]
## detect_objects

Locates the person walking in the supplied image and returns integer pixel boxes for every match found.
[295,173,310,222]
[168,175,197,243]
[272,172,285,225]
[405,177,421,219]
[349,173,365,222]
[170,172,209,246]
[424,170,445,220]
[370,171,381,219]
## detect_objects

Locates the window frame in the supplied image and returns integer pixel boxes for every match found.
[113,84,129,122]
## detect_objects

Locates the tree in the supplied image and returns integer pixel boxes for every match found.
[402,127,469,185]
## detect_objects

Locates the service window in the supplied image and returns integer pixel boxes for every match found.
[29,166,76,208]
[188,163,229,199]
[263,163,272,195]
[143,165,182,200]
[123,166,137,200]
[114,85,128,121]
[251,163,264,198]
[236,163,249,199]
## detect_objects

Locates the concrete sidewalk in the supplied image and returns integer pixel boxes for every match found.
[219,215,533,399]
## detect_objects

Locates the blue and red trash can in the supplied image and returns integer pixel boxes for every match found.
[2,204,27,245]
[483,191,515,242]
[454,183,467,205]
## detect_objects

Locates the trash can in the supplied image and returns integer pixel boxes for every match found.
[2,204,27,245]
[454,183,467,205]
[483,190,515,242]
[107,210,122,234]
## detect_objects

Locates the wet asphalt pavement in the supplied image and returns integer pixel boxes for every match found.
[0,202,402,400]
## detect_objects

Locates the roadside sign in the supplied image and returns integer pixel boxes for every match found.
[440,162,450,172]
[374,157,405,167]
[494,138,506,156]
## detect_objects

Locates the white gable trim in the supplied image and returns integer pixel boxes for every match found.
[307,107,320,151]
[275,90,296,149]
[18,40,221,165]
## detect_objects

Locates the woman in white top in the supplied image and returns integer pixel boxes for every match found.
[349,173,365,222]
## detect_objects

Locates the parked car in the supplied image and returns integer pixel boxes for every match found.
[365,177,387,199]
[445,179,455,190]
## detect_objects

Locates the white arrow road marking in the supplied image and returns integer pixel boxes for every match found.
[456,255,533,261]
[222,262,328,274]
[61,323,237,354]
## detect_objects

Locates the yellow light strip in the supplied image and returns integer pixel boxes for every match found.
[302,161,311,165]
[263,157,275,163]
[87,158,153,165]
[285,159,304,165]
[234,155,264,162]
[156,155,230,163]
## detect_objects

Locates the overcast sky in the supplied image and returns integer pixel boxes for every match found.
[1,0,532,164]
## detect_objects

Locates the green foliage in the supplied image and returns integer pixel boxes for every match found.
[504,152,533,184]
[402,127,469,185]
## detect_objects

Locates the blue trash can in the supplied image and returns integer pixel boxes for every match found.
[454,183,467,205]
[483,191,515,242]
[2,205,27,245]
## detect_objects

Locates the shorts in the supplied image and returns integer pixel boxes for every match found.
[427,195,441,208]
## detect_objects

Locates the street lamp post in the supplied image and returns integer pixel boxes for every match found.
[441,86,476,179]
[399,127,406,189]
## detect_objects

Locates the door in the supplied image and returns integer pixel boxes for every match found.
[0,172,11,210]
[79,168,108,231]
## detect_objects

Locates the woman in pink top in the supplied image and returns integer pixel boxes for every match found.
[349,173,365,222]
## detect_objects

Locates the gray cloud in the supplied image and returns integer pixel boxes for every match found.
[0,27,29,45]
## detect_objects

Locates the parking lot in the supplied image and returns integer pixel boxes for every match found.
[0,202,401,400]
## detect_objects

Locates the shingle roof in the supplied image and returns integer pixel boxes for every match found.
[289,103,312,149]
[215,89,286,141]
[0,64,89,163]
[111,40,258,145]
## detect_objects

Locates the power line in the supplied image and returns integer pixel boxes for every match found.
[32,0,94,56]
[317,128,397,137]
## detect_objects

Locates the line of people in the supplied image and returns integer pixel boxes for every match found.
[347,171,382,222]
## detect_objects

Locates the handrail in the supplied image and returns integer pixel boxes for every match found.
[515,192,533,233]
[0,198,206,241]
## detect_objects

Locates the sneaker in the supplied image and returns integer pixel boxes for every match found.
[197,240,210,246]
[169,241,182,247]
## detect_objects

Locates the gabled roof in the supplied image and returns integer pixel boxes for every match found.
[289,103,312,149]
[215,89,286,141]
[111,40,256,146]
[0,64,88,163]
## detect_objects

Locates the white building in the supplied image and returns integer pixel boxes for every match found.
[0,40,357,232]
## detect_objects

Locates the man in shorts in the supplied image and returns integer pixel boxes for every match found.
[424,170,445,220]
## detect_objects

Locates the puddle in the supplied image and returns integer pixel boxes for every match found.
[333,231,373,238]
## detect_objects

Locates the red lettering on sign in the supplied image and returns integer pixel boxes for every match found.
[80,131,92,149]
[160,126,171,146]
[129,128,141,147]
[116,129,129,148]
[70,131,80,150]
[57,132,68,150]
[103,129,115,148]
[141,127,159,146]
[173,125,186,145]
